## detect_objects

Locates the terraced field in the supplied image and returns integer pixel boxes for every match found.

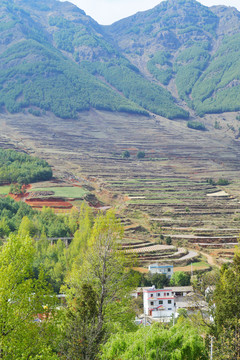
[1,109,240,266]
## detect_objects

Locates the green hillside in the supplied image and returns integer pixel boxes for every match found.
[0,0,188,120]
[106,0,240,117]
[0,39,146,118]
[1,0,240,120]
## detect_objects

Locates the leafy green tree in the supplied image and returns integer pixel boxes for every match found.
[0,234,58,359]
[100,317,208,360]
[65,203,93,268]
[204,246,240,358]
[166,236,172,245]
[61,283,101,360]
[170,271,191,286]
[138,272,169,289]
[0,218,10,238]
[18,216,37,237]
[137,151,145,159]
[62,211,138,359]
[151,273,170,289]
[121,150,130,159]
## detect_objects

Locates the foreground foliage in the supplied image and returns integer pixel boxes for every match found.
[61,211,138,359]
[100,317,208,360]
[0,233,58,359]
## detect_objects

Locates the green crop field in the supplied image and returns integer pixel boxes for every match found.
[0,186,10,195]
[30,186,88,198]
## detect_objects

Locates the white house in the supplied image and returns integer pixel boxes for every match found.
[148,264,173,279]
[143,285,175,318]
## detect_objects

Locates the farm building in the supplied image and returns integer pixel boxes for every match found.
[148,264,173,278]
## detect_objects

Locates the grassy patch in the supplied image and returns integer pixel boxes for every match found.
[30,186,88,198]
[0,186,10,195]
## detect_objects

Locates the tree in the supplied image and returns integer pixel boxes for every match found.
[137,151,145,159]
[211,246,240,358]
[100,317,208,360]
[61,283,101,360]
[170,271,191,286]
[121,150,130,159]
[0,234,58,359]
[139,272,169,289]
[62,211,138,359]
[166,236,172,245]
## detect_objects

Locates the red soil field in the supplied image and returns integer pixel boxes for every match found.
[25,197,73,210]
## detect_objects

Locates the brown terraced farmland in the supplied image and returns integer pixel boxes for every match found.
[1,109,240,267]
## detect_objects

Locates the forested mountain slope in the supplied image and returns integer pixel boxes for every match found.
[106,0,240,116]
[1,0,240,120]
[0,0,187,120]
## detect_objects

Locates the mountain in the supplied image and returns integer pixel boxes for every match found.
[1,0,240,121]
[0,0,187,120]
[105,0,240,116]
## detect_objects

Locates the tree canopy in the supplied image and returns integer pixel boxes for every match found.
[0,149,52,184]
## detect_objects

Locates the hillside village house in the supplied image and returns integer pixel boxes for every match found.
[143,286,175,318]
[148,264,173,279]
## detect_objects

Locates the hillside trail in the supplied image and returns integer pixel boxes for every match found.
[189,248,220,269]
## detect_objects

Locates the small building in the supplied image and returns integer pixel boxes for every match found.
[148,264,173,279]
[143,285,175,318]
[166,286,193,297]
[131,287,151,299]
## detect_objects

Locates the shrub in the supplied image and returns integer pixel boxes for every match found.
[187,121,206,131]
[121,150,130,159]
[137,151,145,159]
[166,236,172,245]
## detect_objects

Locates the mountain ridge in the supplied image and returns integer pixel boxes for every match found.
[1,0,240,120]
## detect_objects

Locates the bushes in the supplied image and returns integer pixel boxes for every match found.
[187,121,206,131]
[137,151,145,159]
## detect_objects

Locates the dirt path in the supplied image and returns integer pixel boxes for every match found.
[200,251,220,268]
[189,248,220,269]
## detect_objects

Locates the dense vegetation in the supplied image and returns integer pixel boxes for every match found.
[0,149,52,184]
[147,51,173,85]
[0,40,145,118]
[191,34,240,115]
[83,60,188,119]
[101,318,208,359]
[106,0,240,117]
[0,196,77,239]
[0,190,239,358]
[2,0,240,119]
[0,0,188,120]
[187,120,206,131]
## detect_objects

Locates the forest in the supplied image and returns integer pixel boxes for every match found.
[0,149,52,184]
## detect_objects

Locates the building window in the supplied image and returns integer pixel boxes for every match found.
[168,300,172,304]
[167,293,169,296]
[168,268,171,272]
[164,293,166,296]
[151,294,153,297]
[157,293,160,296]
[150,301,154,306]
[168,308,172,310]
[159,300,163,304]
